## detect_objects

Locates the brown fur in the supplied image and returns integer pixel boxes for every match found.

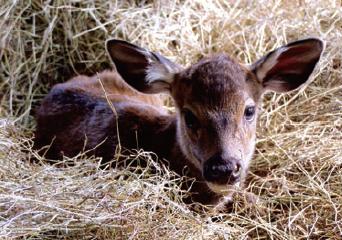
[34,38,322,209]
[56,70,165,107]
[34,70,215,204]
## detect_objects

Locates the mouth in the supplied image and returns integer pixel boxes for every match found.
[206,181,241,194]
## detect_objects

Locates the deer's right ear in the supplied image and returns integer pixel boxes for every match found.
[106,39,182,94]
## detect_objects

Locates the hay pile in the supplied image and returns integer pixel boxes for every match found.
[1,0,341,239]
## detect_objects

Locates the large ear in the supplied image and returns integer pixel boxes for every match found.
[106,39,182,94]
[251,38,323,93]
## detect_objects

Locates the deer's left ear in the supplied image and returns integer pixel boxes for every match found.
[251,38,324,93]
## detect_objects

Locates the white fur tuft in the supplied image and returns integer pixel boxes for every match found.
[145,63,175,84]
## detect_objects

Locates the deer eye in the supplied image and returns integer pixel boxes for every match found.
[182,108,199,130]
[244,106,256,121]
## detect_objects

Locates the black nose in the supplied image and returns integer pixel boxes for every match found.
[203,153,241,184]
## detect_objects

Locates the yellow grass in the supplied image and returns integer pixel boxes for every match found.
[0,0,341,239]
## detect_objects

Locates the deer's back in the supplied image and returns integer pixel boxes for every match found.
[56,71,165,106]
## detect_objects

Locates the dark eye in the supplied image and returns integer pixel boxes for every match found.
[183,108,199,129]
[244,106,256,121]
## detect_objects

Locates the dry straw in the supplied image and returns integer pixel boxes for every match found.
[0,0,341,239]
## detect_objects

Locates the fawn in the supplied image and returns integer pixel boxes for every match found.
[35,38,323,208]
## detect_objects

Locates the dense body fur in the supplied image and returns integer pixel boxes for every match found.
[35,71,217,204]
[35,39,323,208]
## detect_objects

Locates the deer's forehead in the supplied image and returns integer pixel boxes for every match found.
[175,55,252,107]
[192,92,248,118]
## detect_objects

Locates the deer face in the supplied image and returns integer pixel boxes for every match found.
[171,55,261,190]
[106,38,323,193]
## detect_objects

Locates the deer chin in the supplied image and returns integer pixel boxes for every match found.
[206,181,241,194]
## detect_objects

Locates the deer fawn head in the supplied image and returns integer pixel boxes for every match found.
[106,38,323,193]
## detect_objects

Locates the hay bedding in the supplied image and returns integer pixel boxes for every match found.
[0,0,341,239]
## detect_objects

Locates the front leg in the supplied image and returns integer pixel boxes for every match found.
[212,191,261,214]
[213,195,234,213]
